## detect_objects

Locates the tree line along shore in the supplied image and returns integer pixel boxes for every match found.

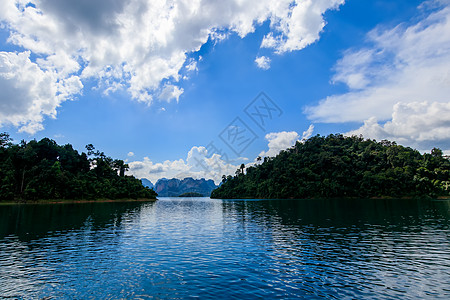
[2,132,449,202]
[0,133,157,202]
[212,134,450,199]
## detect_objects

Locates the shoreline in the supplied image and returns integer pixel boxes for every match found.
[0,198,158,205]
[210,196,450,200]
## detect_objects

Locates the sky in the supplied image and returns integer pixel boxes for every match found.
[1,0,450,184]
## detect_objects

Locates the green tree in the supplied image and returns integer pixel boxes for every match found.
[0,134,157,202]
[211,135,450,199]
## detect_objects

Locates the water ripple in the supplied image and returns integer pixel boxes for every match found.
[0,198,449,299]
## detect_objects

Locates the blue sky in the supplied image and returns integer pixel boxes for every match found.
[1,0,449,183]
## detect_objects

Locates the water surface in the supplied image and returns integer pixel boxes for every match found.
[0,198,449,299]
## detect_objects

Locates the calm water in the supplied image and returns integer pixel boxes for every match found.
[0,198,449,299]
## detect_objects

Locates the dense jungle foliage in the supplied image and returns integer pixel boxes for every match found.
[211,134,450,199]
[0,133,157,201]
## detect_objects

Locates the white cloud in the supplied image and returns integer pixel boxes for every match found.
[304,2,450,151]
[301,124,314,141]
[158,84,184,103]
[255,56,271,70]
[0,0,342,133]
[185,60,198,72]
[259,131,299,157]
[261,0,345,53]
[128,146,238,184]
[127,152,135,157]
[346,102,450,151]
[0,51,82,134]
[129,128,311,183]
[305,3,450,124]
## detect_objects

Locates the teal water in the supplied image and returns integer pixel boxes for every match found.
[0,197,449,299]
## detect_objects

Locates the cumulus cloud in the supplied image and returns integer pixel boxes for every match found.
[0,0,342,133]
[255,56,271,70]
[128,146,238,184]
[0,51,82,134]
[305,2,450,151]
[301,124,314,141]
[259,131,299,158]
[346,102,450,151]
[261,0,344,53]
[305,3,450,124]
[185,60,198,72]
[158,84,184,103]
[129,128,312,183]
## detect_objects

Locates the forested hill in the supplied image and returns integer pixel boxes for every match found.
[0,133,157,201]
[211,135,450,199]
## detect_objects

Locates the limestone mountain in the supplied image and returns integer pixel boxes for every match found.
[140,178,154,190]
[155,177,217,197]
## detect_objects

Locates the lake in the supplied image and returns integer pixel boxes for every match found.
[0,197,449,299]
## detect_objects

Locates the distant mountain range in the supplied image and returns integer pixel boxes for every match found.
[143,177,217,197]
[140,178,154,190]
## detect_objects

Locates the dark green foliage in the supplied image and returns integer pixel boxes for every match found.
[211,134,450,199]
[0,133,157,201]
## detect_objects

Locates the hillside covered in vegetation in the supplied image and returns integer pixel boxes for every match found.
[0,133,157,202]
[211,135,450,199]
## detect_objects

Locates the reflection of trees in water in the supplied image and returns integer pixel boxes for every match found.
[220,199,450,298]
[0,198,448,299]
[0,201,155,242]
[222,198,449,230]
[0,201,156,298]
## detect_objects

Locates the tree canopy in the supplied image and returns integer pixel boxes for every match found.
[0,133,157,201]
[211,134,450,199]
